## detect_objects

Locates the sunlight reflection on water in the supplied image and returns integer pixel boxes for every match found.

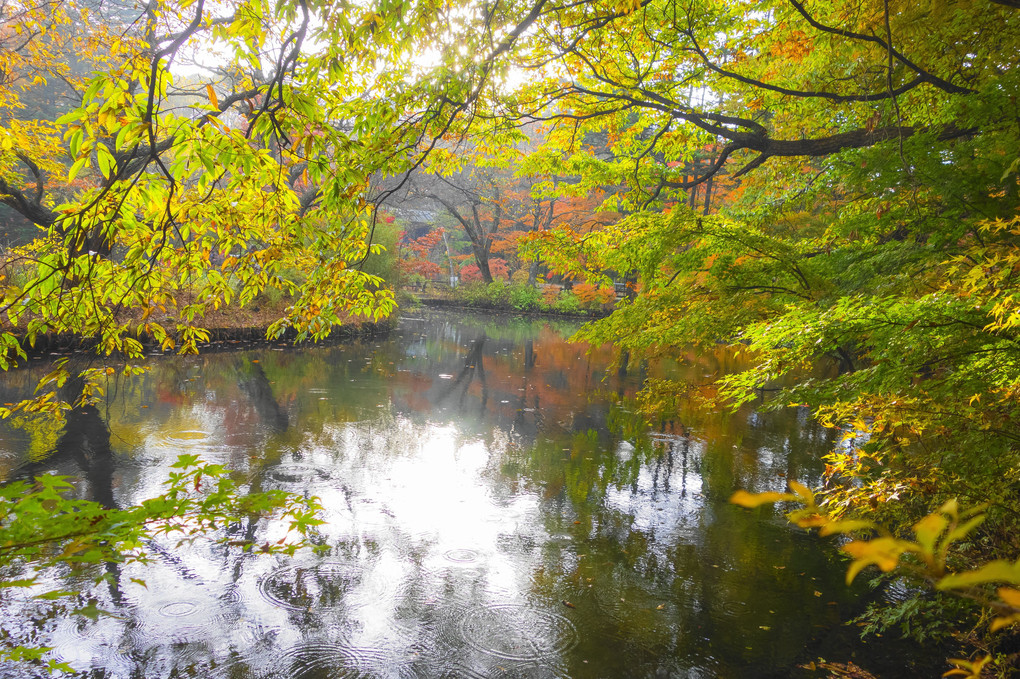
[0,310,899,678]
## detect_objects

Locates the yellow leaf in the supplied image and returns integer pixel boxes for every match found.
[787,480,813,503]
[790,509,827,528]
[914,512,948,556]
[842,538,917,583]
[991,614,1020,632]
[206,84,219,109]
[995,588,1020,611]
[937,560,1020,590]
[729,490,794,508]
[943,655,990,678]
[938,498,960,518]
[943,515,986,548]
[818,520,876,537]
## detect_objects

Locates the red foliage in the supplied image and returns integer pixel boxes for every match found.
[405,229,444,257]
[489,258,509,280]
[400,259,442,279]
[460,263,483,282]
[399,229,446,280]
[460,258,509,282]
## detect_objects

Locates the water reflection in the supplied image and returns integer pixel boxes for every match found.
[0,311,883,678]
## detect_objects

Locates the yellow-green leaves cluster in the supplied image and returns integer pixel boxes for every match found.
[732,488,1020,637]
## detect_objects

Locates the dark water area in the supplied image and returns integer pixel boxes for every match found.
[0,311,936,678]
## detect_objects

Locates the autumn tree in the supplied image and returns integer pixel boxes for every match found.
[481,0,1020,665]
[400,226,446,286]
[0,0,556,395]
[0,0,551,665]
[410,146,617,286]
[417,161,529,284]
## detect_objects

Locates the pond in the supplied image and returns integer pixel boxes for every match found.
[0,310,929,678]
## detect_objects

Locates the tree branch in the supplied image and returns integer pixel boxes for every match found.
[787,0,974,95]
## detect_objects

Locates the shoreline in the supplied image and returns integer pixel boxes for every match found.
[409,296,612,319]
[16,321,393,360]
[11,297,608,362]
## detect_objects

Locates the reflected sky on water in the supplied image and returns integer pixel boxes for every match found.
[0,311,931,678]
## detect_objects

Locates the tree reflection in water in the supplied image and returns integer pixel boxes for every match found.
[0,311,939,678]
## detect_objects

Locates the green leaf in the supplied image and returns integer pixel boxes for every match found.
[69,129,83,157]
[68,157,87,182]
[96,143,116,179]
[34,589,78,600]
[73,599,116,621]
[0,578,38,588]
[55,109,83,125]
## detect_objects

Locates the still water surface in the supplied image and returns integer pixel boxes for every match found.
[0,311,887,678]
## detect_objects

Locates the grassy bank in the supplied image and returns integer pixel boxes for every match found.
[403,281,617,317]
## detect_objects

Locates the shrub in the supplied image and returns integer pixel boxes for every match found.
[460,258,509,283]
[552,291,583,314]
[539,286,560,309]
[508,283,540,311]
[460,263,484,283]
[484,281,509,306]
[459,282,489,305]
[361,218,402,286]
[510,269,531,286]
[488,258,510,281]
[456,281,510,307]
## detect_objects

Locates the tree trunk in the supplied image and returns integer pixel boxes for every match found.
[474,245,493,284]
[527,259,541,286]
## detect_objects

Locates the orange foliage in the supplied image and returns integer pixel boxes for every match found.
[540,286,560,307]
[573,282,614,307]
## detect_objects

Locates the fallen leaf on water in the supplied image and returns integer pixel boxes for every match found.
[561,600,576,609]
[656,604,665,610]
